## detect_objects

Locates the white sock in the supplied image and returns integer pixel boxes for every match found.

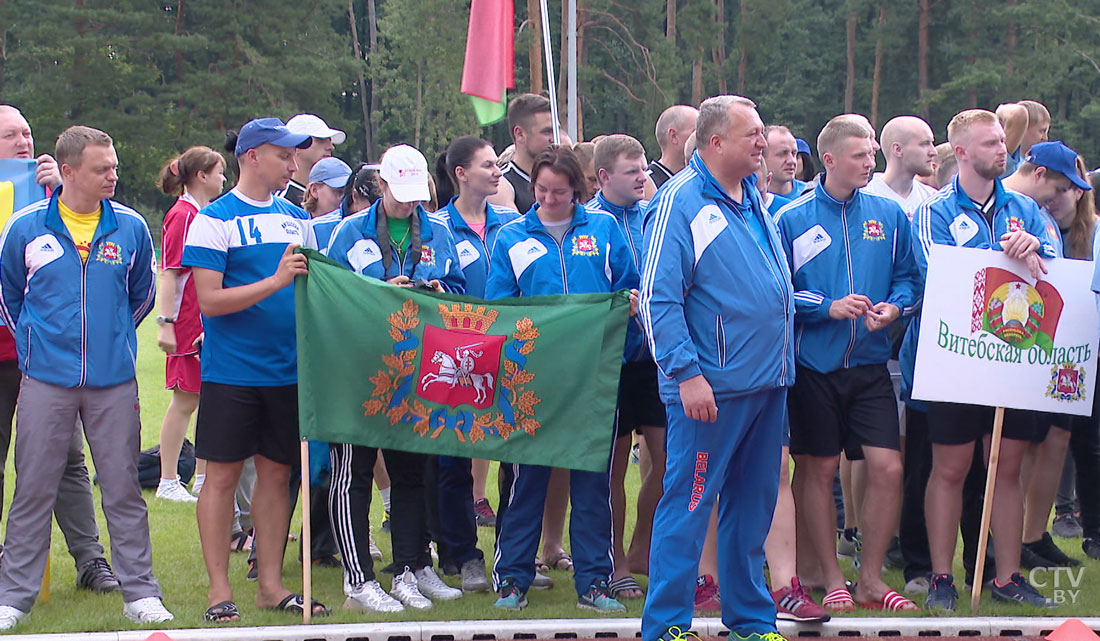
[380,487,391,513]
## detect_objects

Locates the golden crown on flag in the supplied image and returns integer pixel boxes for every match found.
[437,303,499,335]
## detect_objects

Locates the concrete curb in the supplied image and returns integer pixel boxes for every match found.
[3,616,1097,641]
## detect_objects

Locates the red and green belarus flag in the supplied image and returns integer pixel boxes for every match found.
[295,250,629,473]
[973,266,1064,354]
[461,0,515,126]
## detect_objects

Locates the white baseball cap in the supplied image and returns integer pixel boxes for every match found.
[286,114,347,145]
[379,145,431,203]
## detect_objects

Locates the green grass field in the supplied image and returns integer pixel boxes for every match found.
[2,319,1099,633]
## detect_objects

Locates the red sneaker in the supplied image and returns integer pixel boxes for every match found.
[772,577,831,623]
[694,574,721,615]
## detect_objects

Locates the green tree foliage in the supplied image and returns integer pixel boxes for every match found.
[1,0,1099,237]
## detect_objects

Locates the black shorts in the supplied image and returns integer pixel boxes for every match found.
[788,363,901,457]
[925,401,1037,445]
[195,382,300,465]
[1030,412,1074,443]
[615,360,667,438]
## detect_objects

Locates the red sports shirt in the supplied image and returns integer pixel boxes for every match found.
[161,193,203,354]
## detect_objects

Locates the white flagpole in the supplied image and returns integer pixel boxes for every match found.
[538,0,561,144]
[566,0,578,142]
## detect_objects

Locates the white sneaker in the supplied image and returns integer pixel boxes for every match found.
[369,528,383,562]
[123,596,175,623]
[415,566,463,601]
[191,474,206,496]
[155,478,197,503]
[390,567,432,609]
[0,606,26,630]
[344,580,404,613]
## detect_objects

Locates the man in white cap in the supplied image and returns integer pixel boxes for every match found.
[279,114,346,207]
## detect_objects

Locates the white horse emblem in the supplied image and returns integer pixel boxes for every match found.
[420,341,496,404]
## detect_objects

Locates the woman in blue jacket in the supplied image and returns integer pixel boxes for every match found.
[430,136,519,591]
[486,145,638,613]
[324,145,465,614]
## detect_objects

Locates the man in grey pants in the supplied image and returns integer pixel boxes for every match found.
[0,104,120,596]
[0,125,172,629]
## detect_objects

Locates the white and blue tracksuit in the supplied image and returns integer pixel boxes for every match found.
[588,191,650,362]
[486,202,639,597]
[433,197,519,568]
[898,176,1059,409]
[773,183,919,374]
[311,207,344,254]
[639,153,793,640]
[0,192,156,387]
[325,200,466,293]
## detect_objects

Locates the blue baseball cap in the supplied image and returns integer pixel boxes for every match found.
[795,138,812,156]
[1025,141,1091,191]
[308,157,352,188]
[235,118,312,157]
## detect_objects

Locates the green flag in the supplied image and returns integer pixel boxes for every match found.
[295,250,629,473]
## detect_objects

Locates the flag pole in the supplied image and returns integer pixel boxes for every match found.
[300,440,312,623]
[970,405,1004,612]
[538,0,561,144]
[566,0,578,142]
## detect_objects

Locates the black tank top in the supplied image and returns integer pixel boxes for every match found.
[503,161,535,214]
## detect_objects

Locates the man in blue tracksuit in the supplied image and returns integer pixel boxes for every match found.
[587,134,665,600]
[0,126,170,628]
[904,109,1058,612]
[774,116,920,613]
[640,96,793,641]
[486,145,638,613]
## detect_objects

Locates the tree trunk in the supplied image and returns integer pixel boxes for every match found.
[967,0,978,108]
[736,0,748,94]
[72,0,87,119]
[844,11,856,113]
[558,0,566,120]
[918,0,930,118]
[173,0,185,101]
[414,60,423,149]
[1005,0,1016,77]
[666,0,676,43]
[576,0,586,140]
[871,5,885,127]
[691,58,703,106]
[348,0,373,160]
[366,0,379,160]
[712,0,726,94]
[528,0,543,94]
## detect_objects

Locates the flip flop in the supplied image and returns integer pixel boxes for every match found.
[204,600,240,623]
[545,551,574,572]
[535,557,549,573]
[268,593,330,617]
[859,589,920,612]
[608,576,645,599]
[822,587,856,612]
[229,529,253,553]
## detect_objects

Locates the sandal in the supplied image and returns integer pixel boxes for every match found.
[858,589,919,612]
[608,576,645,599]
[269,593,330,617]
[204,600,240,623]
[822,587,857,612]
[535,557,549,573]
[230,529,253,553]
[545,551,574,572]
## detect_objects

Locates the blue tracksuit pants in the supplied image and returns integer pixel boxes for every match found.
[436,456,483,567]
[641,388,785,641]
[492,462,613,598]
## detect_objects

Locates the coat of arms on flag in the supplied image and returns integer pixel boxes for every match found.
[295,249,630,472]
[972,266,1063,354]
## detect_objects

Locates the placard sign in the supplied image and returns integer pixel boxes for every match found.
[913,245,1098,416]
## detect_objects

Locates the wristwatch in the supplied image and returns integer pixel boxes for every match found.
[155,315,176,325]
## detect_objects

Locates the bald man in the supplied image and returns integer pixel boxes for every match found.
[864,116,938,218]
[648,105,699,189]
[763,125,805,198]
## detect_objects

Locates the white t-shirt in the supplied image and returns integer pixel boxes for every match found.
[863,173,937,219]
